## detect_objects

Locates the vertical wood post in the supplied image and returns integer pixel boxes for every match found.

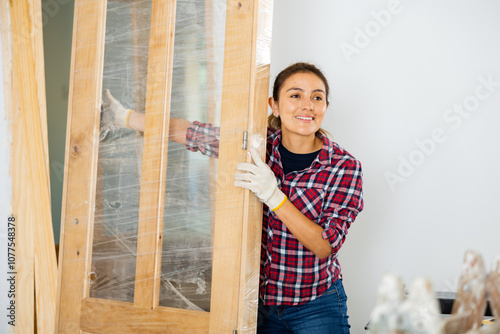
[3,0,58,332]
[209,0,272,333]
[56,1,107,332]
[133,0,177,309]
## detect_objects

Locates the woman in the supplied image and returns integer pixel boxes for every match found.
[103,62,364,333]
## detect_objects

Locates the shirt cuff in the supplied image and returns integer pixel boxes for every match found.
[185,120,201,153]
[321,217,351,254]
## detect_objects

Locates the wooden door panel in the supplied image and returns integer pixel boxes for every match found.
[90,0,152,304]
[80,298,210,334]
[57,0,273,333]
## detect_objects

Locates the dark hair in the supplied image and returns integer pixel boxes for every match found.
[268,62,331,138]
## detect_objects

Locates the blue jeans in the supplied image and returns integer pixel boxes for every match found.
[257,279,350,334]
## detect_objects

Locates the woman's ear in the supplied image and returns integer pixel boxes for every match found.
[268,97,277,114]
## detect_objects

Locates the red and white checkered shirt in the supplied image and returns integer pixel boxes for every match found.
[186,121,364,306]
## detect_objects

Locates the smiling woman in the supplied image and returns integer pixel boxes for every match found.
[105,61,364,333]
[268,72,327,153]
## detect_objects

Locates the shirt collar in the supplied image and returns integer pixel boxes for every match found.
[269,129,333,168]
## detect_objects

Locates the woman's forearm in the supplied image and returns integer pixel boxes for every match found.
[127,112,191,145]
[274,200,332,259]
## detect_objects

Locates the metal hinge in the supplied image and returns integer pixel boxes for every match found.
[242,131,248,150]
[233,331,238,334]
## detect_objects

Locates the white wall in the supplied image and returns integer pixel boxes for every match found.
[271,0,500,332]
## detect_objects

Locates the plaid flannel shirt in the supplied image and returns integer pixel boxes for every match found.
[186,121,364,306]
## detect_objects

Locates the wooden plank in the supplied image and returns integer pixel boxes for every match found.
[31,0,50,185]
[130,1,149,114]
[0,1,35,333]
[237,1,273,331]
[0,5,34,334]
[12,170,35,333]
[204,0,218,233]
[11,128,35,333]
[1,3,37,333]
[56,0,107,332]
[8,0,58,332]
[80,298,209,334]
[55,0,79,329]
[209,0,271,332]
[28,1,57,330]
[133,0,177,309]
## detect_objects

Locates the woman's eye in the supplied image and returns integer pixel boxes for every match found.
[313,96,323,101]
[290,94,299,98]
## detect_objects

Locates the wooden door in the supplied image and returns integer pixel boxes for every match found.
[56,0,273,333]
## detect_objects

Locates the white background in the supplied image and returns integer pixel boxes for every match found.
[271,0,500,332]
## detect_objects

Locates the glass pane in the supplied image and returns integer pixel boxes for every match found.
[90,0,151,303]
[159,0,226,311]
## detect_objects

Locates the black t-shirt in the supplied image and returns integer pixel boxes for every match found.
[278,143,321,175]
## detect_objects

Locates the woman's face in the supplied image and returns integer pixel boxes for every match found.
[269,72,328,142]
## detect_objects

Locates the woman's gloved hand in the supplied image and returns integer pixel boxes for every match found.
[100,89,133,139]
[234,148,287,211]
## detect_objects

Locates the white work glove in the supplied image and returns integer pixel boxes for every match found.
[234,148,287,211]
[101,89,133,131]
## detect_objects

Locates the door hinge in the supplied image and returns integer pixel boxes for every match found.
[242,131,248,150]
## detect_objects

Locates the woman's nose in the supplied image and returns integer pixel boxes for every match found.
[301,99,313,110]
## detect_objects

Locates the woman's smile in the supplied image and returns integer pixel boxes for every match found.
[295,115,315,122]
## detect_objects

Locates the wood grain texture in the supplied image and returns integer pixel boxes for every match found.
[57,0,272,332]
[31,0,50,183]
[56,0,106,332]
[0,4,34,333]
[209,0,271,333]
[6,0,57,332]
[208,0,252,330]
[237,0,273,331]
[133,0,176,309]
[204,0,218,235]
[81,298,210,334]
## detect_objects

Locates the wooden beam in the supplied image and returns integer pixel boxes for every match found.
[0,4,35,333]
[133,0,177,309]
[237,0,273,329]
[204,0,218,233]
[209,0,272,332]
[31,0,50,185]
[6,0,58,332]
[80,298,210,334]
[56,0,107,332]
[130,1,149,114]
[5,0,58,332]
